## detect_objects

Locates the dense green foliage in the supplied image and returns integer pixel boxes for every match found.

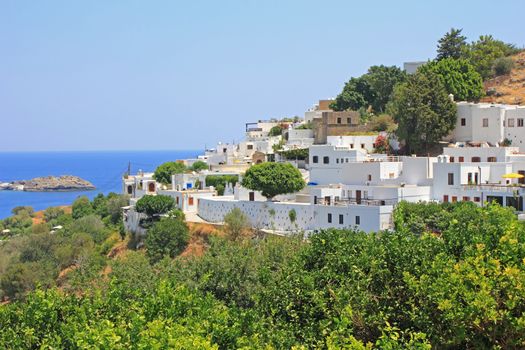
[72,196,93,219]
[153,161,187,184]
[268,125,284,137]
[145,217,189,263]
[332,65,406,113]
[0,193,127,301]
[421,58,484,102]
[277,147,309,161]
[436,28,467,60]
[467,35,519,79]
[389,69,457,154]
[135,194,175,217]
[205,175,239,196]
[2,202,525,348]
[190,160,209,172]
[241,162,305,200]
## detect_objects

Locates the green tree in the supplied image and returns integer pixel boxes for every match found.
[11,206,34,217]
[268,125,284,137]
[153,161,187,184]
[365,65,407,113]
[241,162,305,200]
[43,207,65,223]
[72,196,94,219]
[436,28,467,60]
[135,195,175,217]
[224,207,250,241]
[389,70,457,154]
[468,35,519,79]
[421,58,483,101]
[332,76,374,111]
[145,217,190,263]
[190,160,209,172]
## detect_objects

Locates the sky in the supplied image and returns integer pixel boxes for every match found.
[0,0,523,152]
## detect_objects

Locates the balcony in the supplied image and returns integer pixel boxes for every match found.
[461,183,525,194]
[316,197,395,206]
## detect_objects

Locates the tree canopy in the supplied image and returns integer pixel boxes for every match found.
[467,35,519,79]
[421,58,484,102]
[331,65,406,113]
[436,28,467,60]
[153,161,187,184]
[189,160,209,172]
[135,195,175,217]
[241,162,305,200]
[388,70,457,154]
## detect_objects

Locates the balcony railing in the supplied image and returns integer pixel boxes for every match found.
[461,184,525,193]
[316,197,395,206]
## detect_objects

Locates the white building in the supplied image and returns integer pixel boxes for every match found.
[451,102,525,152]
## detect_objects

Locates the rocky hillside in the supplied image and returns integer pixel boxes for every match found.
[2,175,95,192]
[482,51,525,105]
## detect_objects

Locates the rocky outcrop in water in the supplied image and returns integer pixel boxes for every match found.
[0,175,95,192]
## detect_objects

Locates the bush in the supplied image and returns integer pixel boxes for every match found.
[492,57,514,76]
[72,196,93,219]
[44,207,65,223]
[145,217,190,263]
[190,160,208,172]
[224,208,250,241]
[135,195,175,217]
[205,175,238,196]
[268,125,284,137]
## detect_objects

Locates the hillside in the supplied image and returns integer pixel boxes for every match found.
[482,51,525,105]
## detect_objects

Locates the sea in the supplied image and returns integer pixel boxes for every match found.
[0,150,200,219]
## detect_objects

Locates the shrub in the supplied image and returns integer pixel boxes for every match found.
[492,57,514,76]
[190,161,208,172]
[72,196,93,219]
[224,208,250,241]
[44,207,65,223]
[268,125,284,137]
[145,217,190,263]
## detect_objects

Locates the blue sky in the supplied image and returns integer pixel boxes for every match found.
[0,0,522,151]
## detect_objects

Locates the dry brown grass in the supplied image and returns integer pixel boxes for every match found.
[482,51,525,105]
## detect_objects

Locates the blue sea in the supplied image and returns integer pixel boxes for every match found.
[0,150,200,219]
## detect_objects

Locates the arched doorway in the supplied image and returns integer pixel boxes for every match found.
[127,185,133,195]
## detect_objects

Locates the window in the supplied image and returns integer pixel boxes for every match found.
[127,185,133,195]
[461,118,466,126]
[474,197,480,202]
[247,144,253,150]
[487,157,496,162]
[345,158,349,163]
[347,118,351,124]
[337,117,342,124]
[188,197,194,206]
[463,196,470,202]
[468,172,473,183]
[339,214,344,224]
[336,158,339,164]
[452,196,458,203]
[328,213,332,223]
[471,157,481,162]
[361,144,365,149]
[519,119,524,127]
[223,148,227,153]
[313,196,317,204]
[459,156,464,162]
[313,156,319,163]
[443,195,449,203]
[482,118,488,127]
[355,216,360,225]
[176,197,179,205]
[508,118,515,127]
[448,173,454,185]
[450,156,455,163]
[350,144,354,149]
[323,156,329,164]
[367,174,372,181]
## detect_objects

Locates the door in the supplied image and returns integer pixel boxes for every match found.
[356,190,362,204]
[519,171,525,184]
[249,192,255,201]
